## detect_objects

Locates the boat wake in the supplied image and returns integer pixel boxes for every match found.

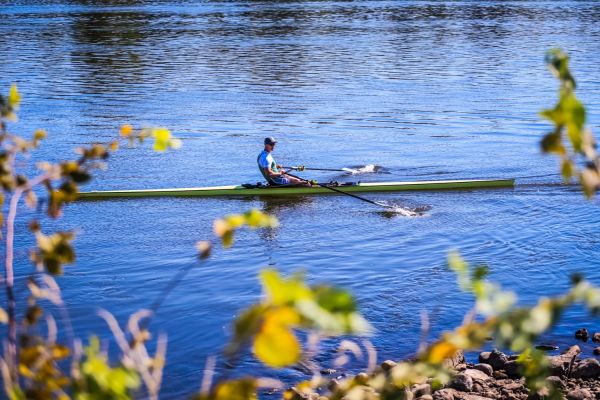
[342,164,384,174]
[375,202,431,217]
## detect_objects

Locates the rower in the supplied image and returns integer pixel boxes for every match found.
[257,137,310,186]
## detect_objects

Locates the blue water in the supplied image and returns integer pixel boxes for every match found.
[2,1,600,397]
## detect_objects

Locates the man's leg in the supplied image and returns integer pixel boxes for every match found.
[286,176,312,186]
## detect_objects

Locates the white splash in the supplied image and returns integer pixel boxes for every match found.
[342,164,377,174]
[375,201,419,217]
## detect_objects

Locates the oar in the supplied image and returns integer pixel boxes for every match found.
[284,165,349,172]
[283,171,394,210]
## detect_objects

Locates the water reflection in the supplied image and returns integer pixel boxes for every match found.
[3,1,600,398]
[241,195,314,242]
[69,7,157,95]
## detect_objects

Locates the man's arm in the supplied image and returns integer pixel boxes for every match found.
[265,166,285,177]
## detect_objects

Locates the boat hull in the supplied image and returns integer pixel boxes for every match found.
[78,178,515,200]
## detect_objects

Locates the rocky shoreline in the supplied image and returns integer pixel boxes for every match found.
[287,344,600,400]
[427,345,600,400]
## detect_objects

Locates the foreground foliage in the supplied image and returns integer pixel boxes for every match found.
[1,48,598,399]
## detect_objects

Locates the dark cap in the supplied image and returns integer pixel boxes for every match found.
[264,137,277,145]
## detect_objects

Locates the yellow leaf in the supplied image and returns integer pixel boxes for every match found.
[427,341,458,364]
[260,269,311,306]
[8,83,21,108]
[244,209,278,228]
[225,214,245,229]
[254,325,300,368]
[153,127,171,141]
[52,344,70,359]
[215,379,257,400]
[120,124,133,137]
[0,307,7,324]
[152,127,171,152]
[253,308,301,368]
[18,364,34,378]
[34,129,47,142]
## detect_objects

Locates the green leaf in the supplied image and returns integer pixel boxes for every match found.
[313,285,356,314]
[561,159,574,181]
[540,108,563,125]
[562,93,585,151]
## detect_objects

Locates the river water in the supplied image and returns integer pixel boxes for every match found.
[1,0,600,397]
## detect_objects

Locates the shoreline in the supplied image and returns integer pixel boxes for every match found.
[286,345,600,400]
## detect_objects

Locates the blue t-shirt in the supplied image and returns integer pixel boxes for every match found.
[257,150,289,184]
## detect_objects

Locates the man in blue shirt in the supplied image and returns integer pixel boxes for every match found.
[257,137,308,186]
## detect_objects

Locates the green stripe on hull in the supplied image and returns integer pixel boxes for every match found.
[78,178,514,200]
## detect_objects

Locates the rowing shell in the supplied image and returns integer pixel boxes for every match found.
[78,178,514,200]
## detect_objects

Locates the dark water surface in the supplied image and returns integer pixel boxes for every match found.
[2,0,600,397]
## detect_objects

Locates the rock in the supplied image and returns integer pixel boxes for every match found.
[546,375,565,390]
[443,350,466,369]
[454,363,467,371]
[471,382,485,393]
[493,371,508,379]
[571,358,600,379]
[592,332,600,343]
[575,328,589,342]
[450,373,473,392]
[497,380,525,391]
[463,368,491,382]
[435,389,495,400]
[473,363,493,376]
[486,350,508,371]
[503,360,522,378]
[548,345,581,376]
[416,396,433,400]
[412,383,431,398]
[433,388,457,400]
[454,393,496,400]
[566,388,594,400]
[478,352,491,364]
[594,347,600,356]
[381,360,396,371]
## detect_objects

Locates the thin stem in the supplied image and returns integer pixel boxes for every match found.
[5,187,22,379]
[3,172,50,378]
